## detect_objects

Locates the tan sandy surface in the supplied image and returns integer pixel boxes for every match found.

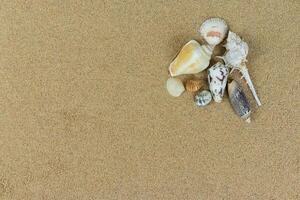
[0,1,299,199]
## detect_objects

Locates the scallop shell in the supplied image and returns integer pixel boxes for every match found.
[185,79,205,92]
[199,17,228,46]
[166,77,185,97]
[169,40,213,77]
[208,62,229,103]
[228,80,251,123]
[194,90,212,107]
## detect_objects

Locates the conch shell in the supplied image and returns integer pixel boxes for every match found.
[228,80,251,123]
[208,62,229,103]
[220,31,262,106]
[199,17,228,46]
[169,40,213,77]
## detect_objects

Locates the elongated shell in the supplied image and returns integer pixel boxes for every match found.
[199,17,228,46]
[208,62,229,103]
[194,90,212,107]
[228,80,251,123]
[169,40,212,77]
[166,77,185,97]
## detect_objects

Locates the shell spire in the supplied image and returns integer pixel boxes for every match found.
[221,31,262,106]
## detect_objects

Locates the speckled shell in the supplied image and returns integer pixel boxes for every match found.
[169,40,213,77]
[185,79,205,92]
[228,80,251,122]
[194,90,212,107]
[208,62,229,103]
[199,17,228,46]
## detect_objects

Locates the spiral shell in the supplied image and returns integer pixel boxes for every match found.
[185,79,205,92]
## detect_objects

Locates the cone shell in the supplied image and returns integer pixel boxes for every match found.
[169,40,212,77]
[185,79,205,92]
[199,17,228,46]
[208,62,229,103]
[228,80,251,122]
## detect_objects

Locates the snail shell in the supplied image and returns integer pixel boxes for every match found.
[185,79,205,92]
[228,80,251,123]
[208,62,229,103]
[166,77,185,97]
[194,90,212,107]
[199,17,228,46]
[169,40,213,77]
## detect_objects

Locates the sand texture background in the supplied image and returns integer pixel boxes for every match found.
[0,0,299,199]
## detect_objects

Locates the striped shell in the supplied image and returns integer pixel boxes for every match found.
[185,79,205,92]
[228,80,251,123]
[199,17,228,46]
[194,90,212,107]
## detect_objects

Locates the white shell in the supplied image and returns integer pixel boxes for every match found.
[221,31,262,106]
[208,62,229,103]
[166,77,185,97]
[194,90,212,107]
[199,17,228,46]
[169,40,213,77]
[222,31,249,67]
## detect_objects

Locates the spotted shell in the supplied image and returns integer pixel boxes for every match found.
[194,90,212,107]
[185,79,205,92]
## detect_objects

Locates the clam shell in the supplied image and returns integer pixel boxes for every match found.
[185,79,205,92]
[199,17,228,46]
[208,62,229,103]
[169,40,212,77]
[228,80,251,122]
[194,90,212,107]
[166,77,185,97]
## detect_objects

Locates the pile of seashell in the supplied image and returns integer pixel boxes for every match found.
[166,17,261,123]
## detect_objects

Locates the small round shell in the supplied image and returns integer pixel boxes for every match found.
[185,79,205,92]
[166,77,185,97]
[194,90,212,107]
[199,17,228,46]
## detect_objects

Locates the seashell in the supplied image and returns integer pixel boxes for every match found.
[222,31,249,67]
[208,62,229,103]
[220,31,262,106]
[166,77,185,97]
[185,79,205,92]
[199,17,228,46]
[169,40,213,77]
[228,80,251,123]
[194,90,212,107]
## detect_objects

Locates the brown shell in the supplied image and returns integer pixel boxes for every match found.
[185,79,205,92]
